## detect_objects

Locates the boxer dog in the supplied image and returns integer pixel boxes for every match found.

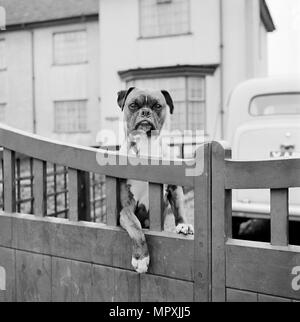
[117,87,194,274]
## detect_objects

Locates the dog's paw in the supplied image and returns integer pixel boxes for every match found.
[131,256,150,274]
[176,223,194,235]
[239,220,254,236]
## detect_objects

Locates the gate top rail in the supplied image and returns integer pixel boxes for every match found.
[225,158,300,189]
[0,123,200,187]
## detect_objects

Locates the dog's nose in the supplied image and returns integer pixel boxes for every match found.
[140,109,151,118]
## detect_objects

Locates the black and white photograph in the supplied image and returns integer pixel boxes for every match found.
[0,0,300,307]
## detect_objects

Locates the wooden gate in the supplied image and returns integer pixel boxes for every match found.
[1,125,300,302]
[212,141,300,302]
[0,124,211,302]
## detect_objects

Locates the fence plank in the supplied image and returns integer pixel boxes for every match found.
[149,183,164,232]
[6,212,194,281]
[226,240,300,300]
[33,159,47,217]
[271,189,289,246]
[141,274,193,302]
[258,294,292,302]
[106,176,119,226]
[225,158,300,189]
[3,149,16,213]
[227,288,258,302]
[69,169,79,221]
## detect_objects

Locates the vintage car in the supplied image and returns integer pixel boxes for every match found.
[226,77,300,222]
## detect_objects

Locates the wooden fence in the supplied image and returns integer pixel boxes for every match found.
[0,124,299,302]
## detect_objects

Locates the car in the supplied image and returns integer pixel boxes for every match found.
[226,77,300,224]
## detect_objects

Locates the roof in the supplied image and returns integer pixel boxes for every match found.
[260,0,276,32]
[0,0,274,32]
[0,0,98,28]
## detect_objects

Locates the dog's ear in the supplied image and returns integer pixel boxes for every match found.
[117,87,135,111]
[161,90,174,115]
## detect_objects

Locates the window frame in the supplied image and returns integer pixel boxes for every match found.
[138,0,192,39]
[52,29,88,66]
[53,99,90,134]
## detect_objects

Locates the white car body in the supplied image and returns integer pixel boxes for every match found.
[227,77,300,221]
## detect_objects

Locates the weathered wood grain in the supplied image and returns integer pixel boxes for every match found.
[225,158,300,189]
[0,212,13,247]
[226,288,258,302]
[140,274,193,302]
[106,176,120,226]
[4,213,194,281]
[226,240,300,300]
[52,257,93,302]
[33,159,47,217]
[92,265,140,302]
[15,250,51,302]
[0,247,16,302]
[211,141,230,302]
[149,183,164,232]
[258,294,292,302]
[193,143,211,302]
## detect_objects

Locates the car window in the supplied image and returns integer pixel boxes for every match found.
[250,94,300,116]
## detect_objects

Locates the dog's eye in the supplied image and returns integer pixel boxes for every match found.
[154,104,162,110]
[129,103,137,110]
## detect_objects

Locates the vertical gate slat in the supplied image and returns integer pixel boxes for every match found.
[271,188,289,246]
[69,169,80,221]
[106,176,119,226]
[33,159,47,217]
[3,149,16,213]
[149,183,164,232]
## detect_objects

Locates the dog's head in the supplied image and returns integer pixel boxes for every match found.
[117,87,174,137]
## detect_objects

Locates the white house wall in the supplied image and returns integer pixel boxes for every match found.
[34,21,100,146]
[222,0,269,138]
[0,30,34,132]
[99,0,221,142]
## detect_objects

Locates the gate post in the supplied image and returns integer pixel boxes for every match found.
[193,143,212,302]
[211,141,231,302]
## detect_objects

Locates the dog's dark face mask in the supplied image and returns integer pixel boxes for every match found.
[117,87,174,137]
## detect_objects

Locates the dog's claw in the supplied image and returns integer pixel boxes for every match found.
[176,223,194,235]
[132,256,150,274]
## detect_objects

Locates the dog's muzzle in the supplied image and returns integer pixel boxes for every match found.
[134,120,156,132]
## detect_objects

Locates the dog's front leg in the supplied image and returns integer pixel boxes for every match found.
[119,181,150,273]
[167,185,194,235]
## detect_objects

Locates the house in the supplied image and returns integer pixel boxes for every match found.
[0,0,275,146]
[98,0,275,144]
[0,0,100,146]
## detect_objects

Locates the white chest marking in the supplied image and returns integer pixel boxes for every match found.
[120,136,165,211]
